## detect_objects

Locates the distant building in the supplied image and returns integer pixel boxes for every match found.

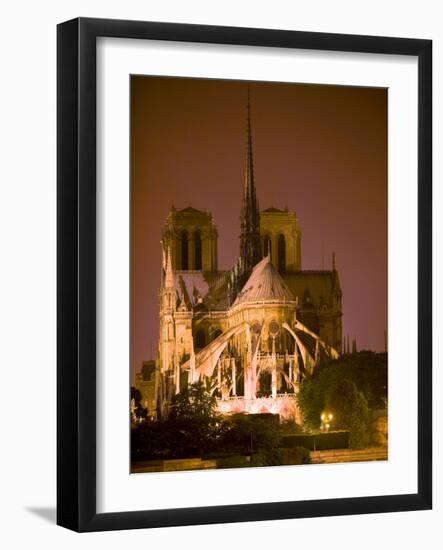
[135,360,156,417]
[142,93,342,422]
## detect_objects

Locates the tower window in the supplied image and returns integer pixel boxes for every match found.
[180,230,189,270]
[194,230,202,270]
[278,234,286,272]
[263,235,272,259]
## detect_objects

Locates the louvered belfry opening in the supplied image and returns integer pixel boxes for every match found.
[180,230,189,270]
[278,234,286,273]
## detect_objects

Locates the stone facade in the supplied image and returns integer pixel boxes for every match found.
[137,97,342,423]
[162,207,218,272]
[260,208,301,272]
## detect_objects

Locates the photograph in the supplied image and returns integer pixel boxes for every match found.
[129,76,388,474]
[0,0,436,541]
[0,0,432,540]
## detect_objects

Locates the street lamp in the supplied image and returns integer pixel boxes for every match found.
[321,412,333,432]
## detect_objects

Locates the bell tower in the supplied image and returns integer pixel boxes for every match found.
[162,206,218,271]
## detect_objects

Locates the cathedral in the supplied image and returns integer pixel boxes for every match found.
[142,95,343,423]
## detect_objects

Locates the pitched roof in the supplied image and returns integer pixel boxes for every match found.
[233,256,295,306]
[282,271,341,308]
[174,270,230,310]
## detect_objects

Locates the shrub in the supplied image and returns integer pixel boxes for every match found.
[250,449,283,467]
[217,455,249,469]
[281,431,349,451]
[131,414,225,460]
[279,420,303,435]
[220,413,282,455]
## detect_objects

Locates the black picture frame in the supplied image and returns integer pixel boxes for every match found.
[57,17,432,532]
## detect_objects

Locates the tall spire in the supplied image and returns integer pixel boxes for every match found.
[352,336,357,354]
[239,86,261,280]
[164,246,174,289]
[245,87,256,203]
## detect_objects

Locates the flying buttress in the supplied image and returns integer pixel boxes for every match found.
[182,321,251,382]
[282,321,339,375]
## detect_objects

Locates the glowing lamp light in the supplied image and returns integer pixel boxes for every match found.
[320,411,333,432]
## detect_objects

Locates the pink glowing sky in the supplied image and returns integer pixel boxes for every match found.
[131,76,387,378]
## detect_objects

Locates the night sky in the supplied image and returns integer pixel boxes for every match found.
[131,76,387,379]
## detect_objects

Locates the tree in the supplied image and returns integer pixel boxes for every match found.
[168,381,218,419]
[165,381,222,456]
[220,414,283,465]
[326,379,370,448]
[296,352,386,446]
[132,382,227,460]
[130,386,148,423]
[296,376,325,428]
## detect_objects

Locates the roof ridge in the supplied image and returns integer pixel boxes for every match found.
[233,256,295,306]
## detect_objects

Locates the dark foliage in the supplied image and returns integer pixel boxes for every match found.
[132,391,285,463]
[169,381,218,420]
[281,430,349,451]
[216,455,249,469]
[297,352,387,446]
[132,382,227,460]
[220,414,280,452]
[326,380,370,447]
[131,386,148,422]
[250,449,283,467]
[131,415,227,460]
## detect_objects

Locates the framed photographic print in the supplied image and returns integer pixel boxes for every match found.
[57,17,432,532]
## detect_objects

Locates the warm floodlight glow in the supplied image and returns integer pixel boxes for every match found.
[320,411,333,432]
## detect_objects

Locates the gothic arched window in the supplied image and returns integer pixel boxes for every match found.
[278,234,286,272]
[180,230,189,270]
[263,235,272,259]
[194,230,202,270]
[195,329,206,351]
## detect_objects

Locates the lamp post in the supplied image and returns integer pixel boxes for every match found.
[321,412,333,432]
